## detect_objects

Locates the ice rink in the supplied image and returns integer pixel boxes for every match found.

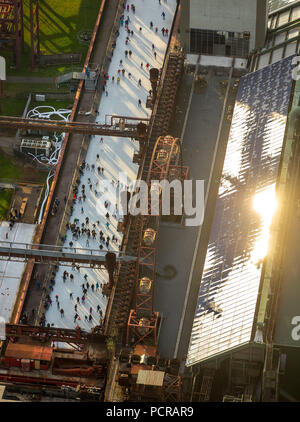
[0,222,36,322]
[44,0,177,330]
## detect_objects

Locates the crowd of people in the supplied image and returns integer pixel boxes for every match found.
[40,0,174,331]
[106,0,170,107]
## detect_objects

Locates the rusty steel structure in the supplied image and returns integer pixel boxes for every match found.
[0,115,149,139]
[4,323,104,351]
[29,0,40,70]
[104,1,185,346]
[0,241,135,267]
[126,135,188,347]
[0,0,24,69]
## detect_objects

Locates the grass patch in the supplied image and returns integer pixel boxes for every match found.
[0,189,14,220]
[29,99,74,112]
[3,0,99,77]
[1,93,73,117]
[0,152,48,185]
[0,155,23,180]
[1,98,28,116]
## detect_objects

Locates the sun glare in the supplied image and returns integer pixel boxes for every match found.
[251,184,277,263]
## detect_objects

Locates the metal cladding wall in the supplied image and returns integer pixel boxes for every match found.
[187,55,295,366]
[268,0,297,13]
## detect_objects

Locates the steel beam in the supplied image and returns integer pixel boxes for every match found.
[0,241,137,267]
[0,115,149,138]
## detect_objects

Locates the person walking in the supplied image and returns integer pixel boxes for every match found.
[154,51,157,59]
[81,295,85,303]
[162,27,165,36]
[60,308,64,317]
[70,292,73,299]
[74,313,78,322]
[138,78,142,86]
[165,28,169,36]
[89,307,92,314]
[150,21,153,29]
[129,50,132,57]
[76,297,80,303]
[162,11,165,19]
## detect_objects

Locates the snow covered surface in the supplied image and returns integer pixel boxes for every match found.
[0,222,36,322]
[44,0,178,330]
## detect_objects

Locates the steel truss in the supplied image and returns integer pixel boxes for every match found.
[126,135,188,347]
[0,114,149,138]
[0,0,24,68]
[5,323,104,351]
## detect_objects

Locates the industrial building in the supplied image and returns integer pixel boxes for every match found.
[1,0,300,403]
[180,0,267,58]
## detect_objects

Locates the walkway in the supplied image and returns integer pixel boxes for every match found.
[39,0,177,331]
[22,0,120,318]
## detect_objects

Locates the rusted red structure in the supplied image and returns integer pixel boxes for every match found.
[0,114,149,138]
[126,135,189,347]
[0,324,107,392]
[29,0,40,69]
[0,0,24,69]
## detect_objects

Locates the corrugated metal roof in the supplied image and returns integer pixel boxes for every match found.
[5,343,53,361]
[268,0,297,14]
[136,370,165,386]
[187,55,295,366]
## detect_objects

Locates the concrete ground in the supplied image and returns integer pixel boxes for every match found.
[155,68,234,359]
